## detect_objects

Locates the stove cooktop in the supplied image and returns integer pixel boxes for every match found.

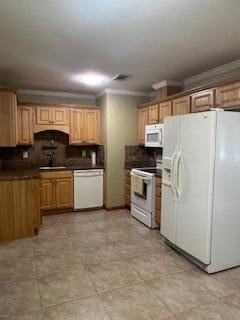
[137,167,162,174]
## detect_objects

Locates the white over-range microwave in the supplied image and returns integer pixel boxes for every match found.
[145,124,164,147]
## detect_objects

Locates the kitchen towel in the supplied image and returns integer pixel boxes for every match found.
[132,175,144,196]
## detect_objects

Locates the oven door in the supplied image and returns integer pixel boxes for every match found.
[131,173,153,212]
[145,126,164,147]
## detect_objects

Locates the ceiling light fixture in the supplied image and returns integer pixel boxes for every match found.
[73,72,109,86]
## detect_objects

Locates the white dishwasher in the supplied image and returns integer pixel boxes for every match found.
[74,170,103,210]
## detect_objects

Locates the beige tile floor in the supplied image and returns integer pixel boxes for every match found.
[0,209,239,320]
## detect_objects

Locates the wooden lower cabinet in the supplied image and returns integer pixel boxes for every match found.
[40,170,73,213]
[56,178,73,209]
[0,178,40,241]
[40,178,55,210]
[125,169,131,208]
[155,177,162,224]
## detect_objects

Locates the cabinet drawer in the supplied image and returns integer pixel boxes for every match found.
[40,170,72,179]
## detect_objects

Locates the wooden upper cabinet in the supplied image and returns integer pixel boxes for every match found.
[17,106,34,145]
[191,89,215,113]
[159,101,172,123]
[55,177,73,209]
[36,107,52,125]
[138,107,149,144]
[0,91,17,147]
[52,108,68,125]
[36,106,69,125]
[85,109,100,144]
[216,81,240,109]
[148,104,159,124]
[70,109,85,144]
[70,108,100,145]
[172,95,190,116]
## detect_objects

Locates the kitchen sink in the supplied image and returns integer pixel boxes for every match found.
[39,166,67,170]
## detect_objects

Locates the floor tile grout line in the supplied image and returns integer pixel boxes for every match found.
[33,238,45,320]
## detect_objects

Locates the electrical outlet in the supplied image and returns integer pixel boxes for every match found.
[23,151,29,159]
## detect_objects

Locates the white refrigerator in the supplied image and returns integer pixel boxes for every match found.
[161,110,240,273]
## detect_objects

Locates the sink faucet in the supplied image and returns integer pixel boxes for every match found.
[47,152,56,167]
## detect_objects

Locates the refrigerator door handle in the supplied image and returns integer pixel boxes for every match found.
[171,150,178,201]
[175,150,181,202]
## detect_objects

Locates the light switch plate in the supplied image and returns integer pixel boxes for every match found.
[82,150,86,158]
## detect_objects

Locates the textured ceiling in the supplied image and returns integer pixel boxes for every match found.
[0,0,240,94]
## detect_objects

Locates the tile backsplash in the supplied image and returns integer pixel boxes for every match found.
[125,145,162,168]
[0,131,104,168]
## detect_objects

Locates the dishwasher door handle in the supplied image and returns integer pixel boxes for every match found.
[74,173,103,177]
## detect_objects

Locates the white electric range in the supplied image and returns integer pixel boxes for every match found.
[131,166,162,228]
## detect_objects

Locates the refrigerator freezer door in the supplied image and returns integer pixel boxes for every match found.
[209,111,240,272]
[176,112,216,264]
[161,116,180,243]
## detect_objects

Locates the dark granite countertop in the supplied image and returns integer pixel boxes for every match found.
[124,161,155,170]
[0,164,105,180]
[39,164,104,171]
[0,168,40,180]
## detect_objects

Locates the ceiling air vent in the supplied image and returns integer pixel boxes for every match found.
[113,74,130,81]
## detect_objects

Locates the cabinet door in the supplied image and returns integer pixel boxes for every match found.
[159,101,172,123]
[172,96,190,116]
[85,109,100,144]
[138,107,149,144]
[70,109,85,144]
[191,89,214,113]
[52,108,68,125]
[216,81,240,109]
[0,91,17,146]
[55,178,73,209]
[40,179,55,210]
[17,106,33,145]
[36,107,52,125]
[148,104,159,124]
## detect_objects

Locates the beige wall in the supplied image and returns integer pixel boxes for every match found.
[17,93,96,106]
[98,93,149,208]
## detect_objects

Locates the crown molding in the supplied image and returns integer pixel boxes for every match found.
[96,88,150,98]
[17,89,96,100]
[183,59,240,86]
[152,80,183,90]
